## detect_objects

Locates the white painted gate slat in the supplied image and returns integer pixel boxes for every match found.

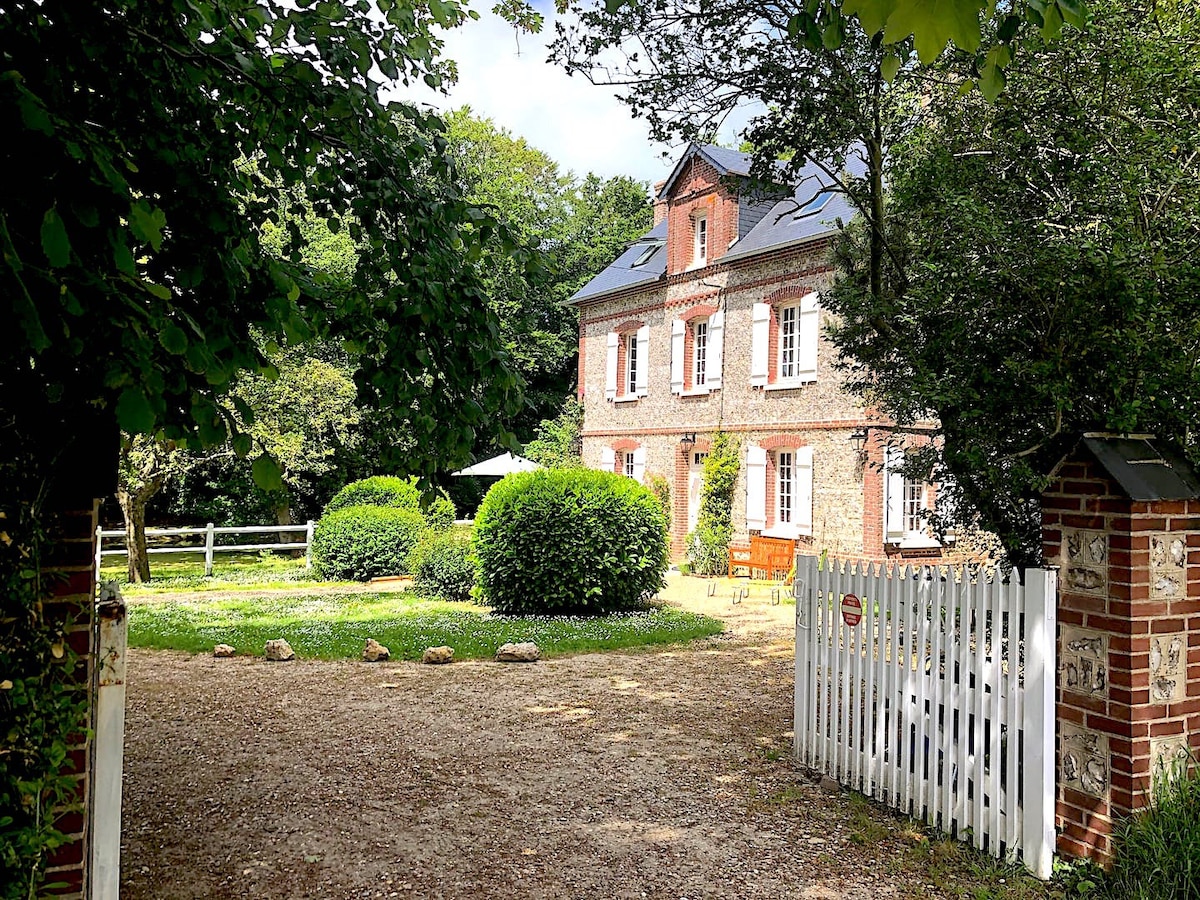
[795,556,1056,879]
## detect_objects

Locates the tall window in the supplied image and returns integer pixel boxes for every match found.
[778,304,798,380]
[692,319,708,387]
[624,451,636,478]
[777,450,794,524]
[903,477,924,534]
[694,214,708,266]
[625,331,638,395]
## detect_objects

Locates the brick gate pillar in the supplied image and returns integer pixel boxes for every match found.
[1041,434,1200,864]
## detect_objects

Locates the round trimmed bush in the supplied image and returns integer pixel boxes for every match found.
[324,476,420,515]
[324,475,456,530]
[409,530,475,602]
[311,506,426,580]
[473,469,668,615]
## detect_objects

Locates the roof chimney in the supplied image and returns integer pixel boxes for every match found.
[652,180,668,226]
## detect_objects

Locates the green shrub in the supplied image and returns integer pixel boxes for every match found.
[1103,762,1200,899]
[474,468,668,615]
[409,530,475,602]
[324,475,456,529]
[687,432,740,575]
[325,475,420,514]
[311,506,426,580]
[688,521,733,576]
[645,472,672,531]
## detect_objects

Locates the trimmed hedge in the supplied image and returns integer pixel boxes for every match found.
[311,506,426,580]
[324,475,455,530]
[473,469,668,615]
[409,530,475,602]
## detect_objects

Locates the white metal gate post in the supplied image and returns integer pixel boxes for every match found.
[1022,566,1057,879]
[203,522,215,577]
[794,554,815,764]
[89,584,127,900]
[305,519,315,570]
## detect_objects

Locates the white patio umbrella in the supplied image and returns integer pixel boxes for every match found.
[452,452,541,477]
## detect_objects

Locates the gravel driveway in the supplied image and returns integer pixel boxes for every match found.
[119,577,924,899]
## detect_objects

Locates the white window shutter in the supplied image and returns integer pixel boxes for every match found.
[632,446,647,483]
[795,445,813,535]
[798,292,819,381]
[600,447,615,472]
[670,319,685,394]
[746,444,767,531]
[884,446,905,541]
[604,332,619,401]
[635,325,650,396]
[750,303,770,387]
[708,310,724,390]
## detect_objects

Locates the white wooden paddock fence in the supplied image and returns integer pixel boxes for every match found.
[794,555,1057,879]
[95,522,315,579]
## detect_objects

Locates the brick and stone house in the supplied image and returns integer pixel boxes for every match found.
[570,143,955,562]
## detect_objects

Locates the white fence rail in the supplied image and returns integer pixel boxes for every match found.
[95,522,315,578]
[794,555,1056,879]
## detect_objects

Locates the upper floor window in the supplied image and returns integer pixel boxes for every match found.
[625,332,639,395]
[693,318,708,387]
[670,309,723,395]
[605,324,649,401]
[750,292,819,389]
[693,213,708,266]
[778,304,799,381]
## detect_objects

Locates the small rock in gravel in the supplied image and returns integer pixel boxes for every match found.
[495,641,540,663]
[818,775,841,794]
[263,639,295,662]
[421,646,454,665]
[362,639,390,662]
[213,644,236,658]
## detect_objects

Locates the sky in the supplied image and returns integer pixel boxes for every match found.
[384,5,749,190]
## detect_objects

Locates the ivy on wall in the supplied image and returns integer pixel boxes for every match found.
[687,432,740,576]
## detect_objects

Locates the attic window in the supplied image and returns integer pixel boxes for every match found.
[795,191,834,217]
[630,244,660,268]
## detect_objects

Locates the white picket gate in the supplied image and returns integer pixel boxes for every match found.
[794,555,1057,878]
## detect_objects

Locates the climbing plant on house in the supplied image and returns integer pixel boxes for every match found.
[687,433,740,576]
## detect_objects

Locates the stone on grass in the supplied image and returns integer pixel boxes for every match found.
[263,639,295,662]
[495,641,540,663]
[422,646,454,665]
[362,639,390,662]
[213,644,236,658]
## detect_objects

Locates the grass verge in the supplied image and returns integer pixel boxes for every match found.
[101,552,334,594]
[127,591,726,660]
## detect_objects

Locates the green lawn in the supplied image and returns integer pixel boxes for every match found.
[101,552,334,594]
[127,591,726,660]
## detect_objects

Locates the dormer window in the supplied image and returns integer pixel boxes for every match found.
[693,213,708,266]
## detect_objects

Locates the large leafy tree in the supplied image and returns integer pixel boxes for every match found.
[443,108,650,439]
[2,0,525,484]
[823,0,1200,563]
[1,0,525,890]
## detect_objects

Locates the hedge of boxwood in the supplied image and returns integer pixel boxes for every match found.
[311,506,427,580]
[473,468,668,615]
[409,530,475,603]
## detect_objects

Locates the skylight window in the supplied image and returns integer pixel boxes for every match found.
[630,243,660,268]
[795,191,834,217]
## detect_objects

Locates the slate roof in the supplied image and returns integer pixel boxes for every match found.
[1077,435,1200,501]
[569,144,861,305]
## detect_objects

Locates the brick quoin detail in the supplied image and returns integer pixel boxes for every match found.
[1041,441,1200,867]
[577,319,586,400]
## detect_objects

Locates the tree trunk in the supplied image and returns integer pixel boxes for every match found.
[117,488,151,583]
[275,498,303,553]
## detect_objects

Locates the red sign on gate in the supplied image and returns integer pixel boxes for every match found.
[841,593,862,627]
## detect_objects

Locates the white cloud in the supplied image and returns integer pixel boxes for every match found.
[382,8,743,188]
